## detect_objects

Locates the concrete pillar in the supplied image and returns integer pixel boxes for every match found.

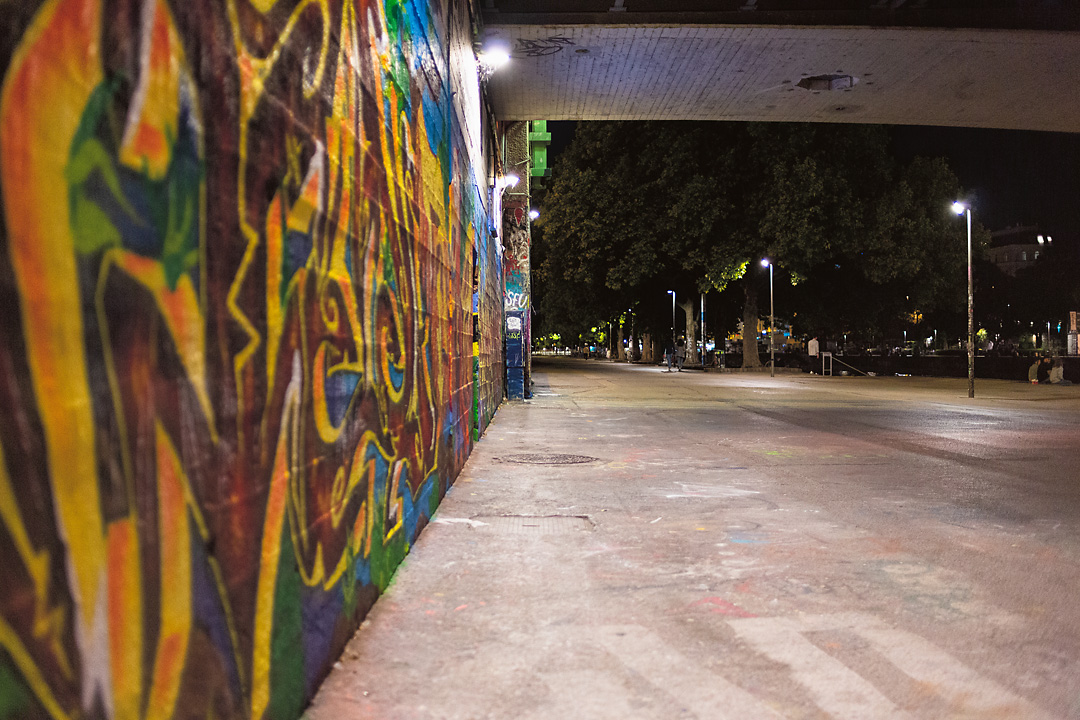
[502,121,531,399]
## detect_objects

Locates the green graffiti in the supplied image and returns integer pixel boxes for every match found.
[268,527,306,720]
[0,651,36,720]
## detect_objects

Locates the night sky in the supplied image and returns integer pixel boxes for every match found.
[891,126,1080,234]
[544,121,1080,237]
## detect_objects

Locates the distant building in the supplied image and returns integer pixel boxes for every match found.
[988,225,1053,276]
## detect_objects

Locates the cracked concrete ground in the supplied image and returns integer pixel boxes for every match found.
[306,356,1080,719]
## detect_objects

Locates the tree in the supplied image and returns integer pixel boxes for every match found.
[778,155,985,345]
[535,122,730,355]
[535,121,976,364]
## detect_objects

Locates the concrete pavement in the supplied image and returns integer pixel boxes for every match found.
[306,357,1080,719]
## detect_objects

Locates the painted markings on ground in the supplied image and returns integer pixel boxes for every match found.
[432,517,489,528]
[729,616,906,719]
[727,613,1055,720]
[592,625,783,719]
[663,482,762,499]
[855,621,1056,719]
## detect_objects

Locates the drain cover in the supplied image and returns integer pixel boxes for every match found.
[501,453,598,465]
[473,515,593,534]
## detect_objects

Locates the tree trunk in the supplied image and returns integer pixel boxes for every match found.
[617,323,626,361]
[742,281,762,368]
[642,332,653,362]
[678,297,698,365]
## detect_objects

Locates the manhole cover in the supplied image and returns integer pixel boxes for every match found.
[473,515,594,534]
[501,453,598,465]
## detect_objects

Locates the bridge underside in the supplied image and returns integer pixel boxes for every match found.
[485,23,1080,132]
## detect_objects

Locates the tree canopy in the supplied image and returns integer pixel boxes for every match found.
[534,121,983,361]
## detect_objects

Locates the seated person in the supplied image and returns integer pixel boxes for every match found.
[1039,356,1052,384]
[1050,358,1073,385]
[1028,357,1041,383]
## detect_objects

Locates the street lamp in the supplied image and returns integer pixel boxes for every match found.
[667,290,675,343]
[952,201,974,398]
[761,259,775,377]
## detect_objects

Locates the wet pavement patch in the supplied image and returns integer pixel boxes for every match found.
[499,453,599,465]
[472,515,594,534]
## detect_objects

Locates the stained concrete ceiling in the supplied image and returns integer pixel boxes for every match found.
[482,0,1079,32]
[483,18,1080,132]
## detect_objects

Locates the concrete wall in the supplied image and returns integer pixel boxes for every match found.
[0,0,503,718]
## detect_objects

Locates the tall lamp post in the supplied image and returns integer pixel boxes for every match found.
[952,201,974,398]
[667,290,675,343]
[700,292,706,370]
[761,259,775,377]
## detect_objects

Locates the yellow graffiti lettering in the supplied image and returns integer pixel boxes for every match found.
[0,0,111,705]
[0,442,72,681]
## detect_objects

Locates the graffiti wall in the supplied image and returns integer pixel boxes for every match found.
[474,196,505,436]
[504,203,530,398]
[502,121,531,400]
[0,0,503,718]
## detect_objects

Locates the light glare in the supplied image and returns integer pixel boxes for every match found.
[479,48,511,69]
[952,201,966,215]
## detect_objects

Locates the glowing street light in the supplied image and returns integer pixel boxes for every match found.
[528,209,540,220]
[953,201,974,398]
[761,258,775,377]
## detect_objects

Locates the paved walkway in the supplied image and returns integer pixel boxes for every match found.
[307,357,1080,719]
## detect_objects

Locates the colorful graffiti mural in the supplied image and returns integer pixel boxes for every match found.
[0,0,503,718]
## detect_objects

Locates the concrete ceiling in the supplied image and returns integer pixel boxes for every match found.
[483,23,1080,132]
[482,1,1079,32]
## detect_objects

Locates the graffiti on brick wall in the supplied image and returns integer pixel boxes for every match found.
[474,228,504,433]
[502,201,529,395]
[0,0,499,718]
[504,205,530,311]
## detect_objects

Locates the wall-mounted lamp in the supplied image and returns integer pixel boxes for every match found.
[528,209,540,220]
[490,173,519,191]
[477,40,511,80]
